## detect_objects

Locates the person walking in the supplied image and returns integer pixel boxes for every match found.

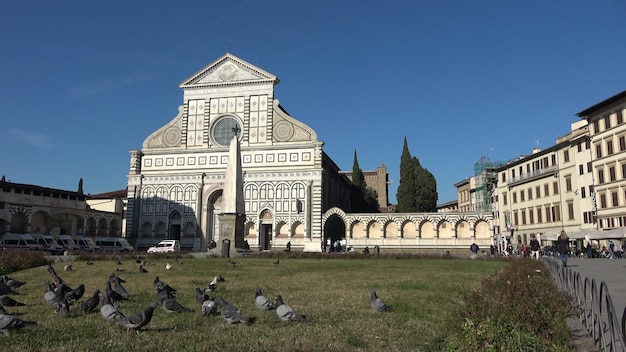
[529,235,541,260]
[555,231,570,267]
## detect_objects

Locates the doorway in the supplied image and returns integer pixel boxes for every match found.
[261,224,272,250]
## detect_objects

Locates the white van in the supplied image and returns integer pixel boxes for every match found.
[147,239,180,253]
[0,233,44,251]
[95,237,134,253]
[54,235,81,253]
[71,236,101,252]
[31,234,64,254]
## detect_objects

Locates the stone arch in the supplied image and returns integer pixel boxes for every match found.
[85,217,97,236]
[456,219,471,238]
[438,219,453,238]
[322,207,348,226]
[109,219,120,236]
[350,220,365,239]
[155,221,167,237]
[474,220,491,238]
[291,221,305,238]
[30,210,51,234]
[141,222,153,238]
[244,221,257,240]
[97,218,107,235]
[275,220,289,238]
[401,219,417,238]
[367,220,382,239]
[420,220,435,238]
[384,220,399,238]
[9,209,29,233]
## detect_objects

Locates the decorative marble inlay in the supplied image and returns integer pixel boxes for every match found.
[145,159,153,167]
[266,154,274,162]
[219,63,238,81]
[274,121,294,142]
[290,153,298,161]
[278,153,286,162]
[188,157,196,165]
[210,156,218,164]
[243,155,251,163]
[302,153,311,161]
[163,127,181,147]
[177,157,184,166]
[156,158,163,166]
[166,158,174,166]
[199,156,207,165]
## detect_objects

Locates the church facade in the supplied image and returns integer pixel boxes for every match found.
[125,53,351,252]
[125,53,493,253]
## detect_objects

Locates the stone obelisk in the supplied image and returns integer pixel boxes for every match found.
[217,126,247,257]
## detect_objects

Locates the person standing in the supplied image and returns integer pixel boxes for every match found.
[529,235,541,260]
[555,231,570,267]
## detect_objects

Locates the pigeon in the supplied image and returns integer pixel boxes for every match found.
[0,312,37,336]
[0,295,26,307]
[273,259,280,265]
[275,295,307,322]
[1,276,26,290]
[106,281,128,302]
[109,273,126,284]
[153,277,175,293]
[165,263,172,270]
[112,277,131,300]
[205,276,218,292]
[216,298,251,324]
[115,256,123,265]
[195,288,211,304]
[116,302,159,333]
[0,282,18,296]
[0,303,7,315]
[63,264,73,272]
[369,289,393,312]
[175,258,183,264]
[160,296,192,314]
[201,297,217,316]
[65,283,85,304]
[75,289,100,313]
[139,264,148,273]
[100,290,125,324]
[44,281,71,317]
[254,288,277,310]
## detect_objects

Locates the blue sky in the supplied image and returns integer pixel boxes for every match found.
[1,1,625,204]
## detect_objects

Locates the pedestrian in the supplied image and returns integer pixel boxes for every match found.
[555,231,570,267]
[529,235,541,260]
[470,243,479,254]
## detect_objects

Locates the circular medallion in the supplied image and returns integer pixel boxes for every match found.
[212,116,241,146]
[218,64,238,81]
[274,121,294,142]
[163,127,181,147]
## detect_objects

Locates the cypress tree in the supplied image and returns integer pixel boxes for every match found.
[351,150,380,212]
[396,137,417,212]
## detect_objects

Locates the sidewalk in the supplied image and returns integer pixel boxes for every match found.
[559,256,626,324]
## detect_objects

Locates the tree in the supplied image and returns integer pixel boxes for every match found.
[350,150,380,213]
[396,138,438,212]
[77,178,84,194]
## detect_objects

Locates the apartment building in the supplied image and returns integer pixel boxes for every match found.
[576,91,626,232]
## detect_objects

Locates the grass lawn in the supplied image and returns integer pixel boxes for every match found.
[2,254,505,352]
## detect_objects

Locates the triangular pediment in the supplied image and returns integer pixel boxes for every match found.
[179,52,279,88]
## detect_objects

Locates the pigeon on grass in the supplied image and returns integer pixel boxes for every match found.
[65,283,85,304]
[195,288,212,304]
[115,302,159,333]
[201,297,218,316]
[205,276,219,292]
[1,275,26,290]
[216,298,252,324]
[275,295,307,322]
[100,290,125,324]
[75,289,100,313]
[254,288,277,311]
[106,281,128,302]
[44,281,70,317]
[0,312,37,336]
[369,289,393,312]
[0,295,26,307]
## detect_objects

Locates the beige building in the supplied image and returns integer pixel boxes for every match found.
[340,162,390,211]
[577,90,626,232]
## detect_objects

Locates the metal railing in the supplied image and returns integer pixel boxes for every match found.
[545,259,626,351]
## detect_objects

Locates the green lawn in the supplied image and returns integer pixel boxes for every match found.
[2,255,505,352]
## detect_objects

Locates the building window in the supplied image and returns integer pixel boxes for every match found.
[535,185,541,199]
[546,207,552,223]
[521,210,527,225]
[587,162,593,173]
[596,144,602,158]
[553,181,559,195]
[511,169,516,178]
[600,193,607,208]
[568,202,574,220]
[503,193,508,206]
[536,207,542,223]
[578,142,583,153]
[610,166,616,182]
[513,211,519,226]
[612,191,619,207]
[512,192,517,203]
[529,209,534,224]
[622,163,626,179]
[618,110,624,125]
[593,120,599,134]
[563,150,570,162]
[581,187,586,198]
[501,173,506,182]
[579,164,584,175]
[620,135,626,151]
[605,115,611,129]
[544,184,550,197]
[520,190,525,202]
[527,188,533,200]
[598,169,605,184]
[565,176,572,192]
[607,140,614,155]
[551,154,556,166]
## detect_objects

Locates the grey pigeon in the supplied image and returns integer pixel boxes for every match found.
[216,298,251,324]
[100,290,125,324]
[160,294,191,314]
[153,277,176,294]
[369,289,392,312]
[2,275,26,290]
[139,264,148,273]
[44,282,70,317]
[0,303,7,315]
[275,295,306,322]
[65,283,85,304]
[0,295,26,307]
[75,289,100,313]
[0,282,18,296]
[195,287,211,304]
[112,279,131,300]
[116,302,159,333]
[254,287,277,310]
[201,297,218,316]
[0,312,37,336]
[109,273,126,284]
[106,281,128,302]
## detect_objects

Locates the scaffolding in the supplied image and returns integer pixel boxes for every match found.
[473,156,503,212]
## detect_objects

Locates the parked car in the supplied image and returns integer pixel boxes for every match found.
[31,234,64,254]
[0,233,44,251]
[147,240,180,253]
[95,237,134,253]
[71,236,101,252]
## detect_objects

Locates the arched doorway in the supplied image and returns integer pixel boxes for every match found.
[323,214,345,252]
[169,211,181,240]
[259,209,273,251]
